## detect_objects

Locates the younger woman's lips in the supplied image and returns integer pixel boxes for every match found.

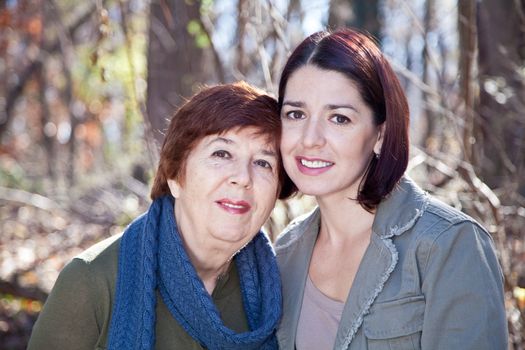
[295,156,334,175]
[216,199,251,214]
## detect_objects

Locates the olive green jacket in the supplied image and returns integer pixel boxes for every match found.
[28,234,248,350]
[275,177,507,350]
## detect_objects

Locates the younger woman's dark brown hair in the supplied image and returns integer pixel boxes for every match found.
[278,28,409,210]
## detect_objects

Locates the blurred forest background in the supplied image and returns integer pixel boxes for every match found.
[0,0,524,348]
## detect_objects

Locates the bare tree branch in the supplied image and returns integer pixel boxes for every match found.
[0,2,99,141]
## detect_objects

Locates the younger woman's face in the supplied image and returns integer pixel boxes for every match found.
[280,65,384,201]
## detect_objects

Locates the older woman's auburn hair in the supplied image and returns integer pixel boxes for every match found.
[151,81,295,200]
[278,28,409,210]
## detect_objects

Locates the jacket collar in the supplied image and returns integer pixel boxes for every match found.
[372,176,429,238]
[277,176,429,349]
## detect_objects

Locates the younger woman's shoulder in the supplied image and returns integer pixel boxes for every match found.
[423,196,487,231]
[274,207,319,253]
[413,195,494,250]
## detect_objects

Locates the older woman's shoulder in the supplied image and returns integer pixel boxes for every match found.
[274,207,320,253]
[57,233,122,294]
[76,233,122,264]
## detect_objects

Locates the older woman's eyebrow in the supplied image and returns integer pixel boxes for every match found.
[207,137,234,146]
[260,149,277,157]
[207,138,276,157]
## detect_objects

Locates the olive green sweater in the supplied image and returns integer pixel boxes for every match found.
[27,234,249,350]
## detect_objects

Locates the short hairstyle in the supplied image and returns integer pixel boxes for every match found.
[151,81,295,200]
[278,28,409,210]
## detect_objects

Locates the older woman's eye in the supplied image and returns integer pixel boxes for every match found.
[330,114,351,125]
[285,111,305,120]
[254,159,273,170]
[212,150,231,158]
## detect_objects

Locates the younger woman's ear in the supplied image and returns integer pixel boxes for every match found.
[374,124,385,155]
[167,179,181,198]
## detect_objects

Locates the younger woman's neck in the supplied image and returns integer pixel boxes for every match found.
[316,193,375,242]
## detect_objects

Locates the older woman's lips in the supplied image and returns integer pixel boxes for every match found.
[216,199,251,214]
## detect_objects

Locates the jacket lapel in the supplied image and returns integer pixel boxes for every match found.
[333,177,428,349]
[333,233,398,349]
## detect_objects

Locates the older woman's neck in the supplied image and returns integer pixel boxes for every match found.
[173,204,239,294]
[180,235,235,294]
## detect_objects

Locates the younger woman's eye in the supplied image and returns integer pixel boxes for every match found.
[212,150,231,158]
[330,114,351,125]
[285,111,305,120]
[254,159,273,169]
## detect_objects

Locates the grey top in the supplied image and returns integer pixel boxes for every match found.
[296,275,345,350]
[275,176,508,350]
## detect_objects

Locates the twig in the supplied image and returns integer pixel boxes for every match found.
[0,186,61,212]
[0,280,48,302]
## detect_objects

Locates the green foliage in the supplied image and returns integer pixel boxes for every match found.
[0,161,30,190]
[200,0,214,15]
[187,20,211,49]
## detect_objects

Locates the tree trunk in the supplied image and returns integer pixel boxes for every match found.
[421,0,436,152]
[328,0,381,41]
[458,0,477,165]
[476,0,525,192]
[146,0,205,147]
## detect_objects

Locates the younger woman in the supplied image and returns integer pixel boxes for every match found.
[275,28,507,350]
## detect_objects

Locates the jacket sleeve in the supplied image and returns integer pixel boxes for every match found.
[420,222,508,349]
[27,258,104,350]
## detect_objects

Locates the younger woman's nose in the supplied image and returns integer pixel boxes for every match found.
[301,118,326,148]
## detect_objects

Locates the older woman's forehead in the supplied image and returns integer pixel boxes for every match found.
[215,127,279,148]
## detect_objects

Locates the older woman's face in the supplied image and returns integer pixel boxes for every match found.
[168,126,279,249]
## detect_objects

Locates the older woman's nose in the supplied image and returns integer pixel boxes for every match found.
[229,163,253,188]
[302,118,326,148]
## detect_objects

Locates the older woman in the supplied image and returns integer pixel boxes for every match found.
[28,82,293,350]
[275,28,507,349]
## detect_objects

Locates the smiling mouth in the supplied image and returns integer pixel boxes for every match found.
[300,158,334,169]
[222,202,245,209]
[216,199,251,214]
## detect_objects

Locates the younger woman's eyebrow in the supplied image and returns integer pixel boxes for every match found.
[283,100,358,113]
[282,101,304,108]
[326,104,357,112]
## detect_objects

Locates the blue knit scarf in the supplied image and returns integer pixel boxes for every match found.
[107,195,281,349]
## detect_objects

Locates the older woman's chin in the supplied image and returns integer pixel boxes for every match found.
[208,227,261,247]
